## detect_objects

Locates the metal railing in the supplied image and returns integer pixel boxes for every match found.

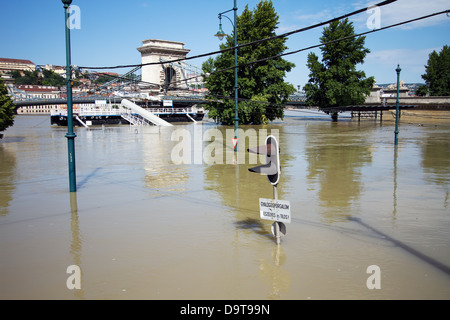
[121,113,153,126]
[50,108,127,116]
[50,107,199,116]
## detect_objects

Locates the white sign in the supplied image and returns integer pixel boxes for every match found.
[95,100,107,106]
[163,100,173,107]
[259,198,291,224]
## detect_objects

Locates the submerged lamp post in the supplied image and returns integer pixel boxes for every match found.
[394,64,401,146]
[62,0,77,192]
[215,0,239,152]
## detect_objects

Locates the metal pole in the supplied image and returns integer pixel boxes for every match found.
[273,184,280,245]
[63,0,77,192]
[394,64,401,146]
[233,0,239,152]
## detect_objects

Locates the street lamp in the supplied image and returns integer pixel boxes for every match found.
[215,0,239,152]
[214,18,227,41]
[394,64,401,146]
[62,0,77,192]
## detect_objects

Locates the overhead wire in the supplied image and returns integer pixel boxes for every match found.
[78,0,397,70]
[162,9,450,100]
[205,9,450,77]
[85,7,450,112]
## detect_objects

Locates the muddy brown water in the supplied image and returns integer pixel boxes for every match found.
[1,114,449,299]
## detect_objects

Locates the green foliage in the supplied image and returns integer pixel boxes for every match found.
[10,69,65,87]
[10,70,40,85]
[415,84,428,96]
[421,45,450,96]
[304,18,374,111]
[94,74,115,85]
[0,78,15,134]
[41,69,66,86]
[203,0,295,125]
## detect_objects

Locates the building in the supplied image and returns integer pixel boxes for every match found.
[15,85,61,100]
[13,85,62,114]
[44,64,81,79]
[365,81,410,104]
[44,64,66,77]
[382,80,410,98]
[0,58,36,83]
[137,39,191,94]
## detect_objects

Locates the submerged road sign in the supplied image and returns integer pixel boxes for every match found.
[248,135,280,185]
[259,198,291,224]
[249,135,289,245]
[232,138,238,150]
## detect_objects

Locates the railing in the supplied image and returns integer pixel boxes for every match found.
[146,107,195,114]
[121,113,153,126]
[50,107,201,116]
[51,108,127,116]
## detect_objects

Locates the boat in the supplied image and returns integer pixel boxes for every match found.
[50,99,205,126]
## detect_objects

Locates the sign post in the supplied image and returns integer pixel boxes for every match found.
[249,135,289,244]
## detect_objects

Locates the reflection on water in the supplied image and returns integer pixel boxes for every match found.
[421,132,450,209]
[0,144,16,216]
[258,245,290,300]
[1,115,450,299]
[69,192,84,299]
[305,123,373,222]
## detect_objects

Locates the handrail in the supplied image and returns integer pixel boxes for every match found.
[51,107,197,116]
[51,108,126,116]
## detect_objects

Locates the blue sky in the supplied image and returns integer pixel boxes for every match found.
[1,0,448,88]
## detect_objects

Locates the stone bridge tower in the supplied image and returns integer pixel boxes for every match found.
[137,39,191,94]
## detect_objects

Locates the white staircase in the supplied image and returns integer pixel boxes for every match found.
[121,99,173,127]
[121,113,153,126]
[75,115,89,128]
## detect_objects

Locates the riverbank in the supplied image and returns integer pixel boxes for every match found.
[385,109,450,125]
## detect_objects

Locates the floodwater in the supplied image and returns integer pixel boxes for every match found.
[1,112,449,300]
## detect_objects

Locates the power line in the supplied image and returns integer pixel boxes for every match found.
[207,9,450,77]
[88,8,450,108]
[170,9,450,111]
[161,8,449,90]
[78,0,397,70]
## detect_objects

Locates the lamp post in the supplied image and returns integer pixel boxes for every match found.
[215,0,239,152]
[62,0,77,192]
[394,64,401,146]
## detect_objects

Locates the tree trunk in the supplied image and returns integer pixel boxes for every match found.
[331,112,338,122]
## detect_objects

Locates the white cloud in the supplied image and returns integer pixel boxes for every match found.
[352,0,450,30]
[365,47,440,80]
[295,9,333,24]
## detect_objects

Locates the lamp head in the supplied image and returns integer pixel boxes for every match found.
[62,0,73,6]
[214,23,227,41]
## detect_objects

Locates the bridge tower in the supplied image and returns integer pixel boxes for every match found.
[137,39,191,95]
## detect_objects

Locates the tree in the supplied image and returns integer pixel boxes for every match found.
[421,45,450,96]
[304,18,374,119]
[41,69,65,87]
[203,0,295,125]
[10,69,65,87]
[0,78,15,136]
[10,70,40,85]
[415,84,428,96]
